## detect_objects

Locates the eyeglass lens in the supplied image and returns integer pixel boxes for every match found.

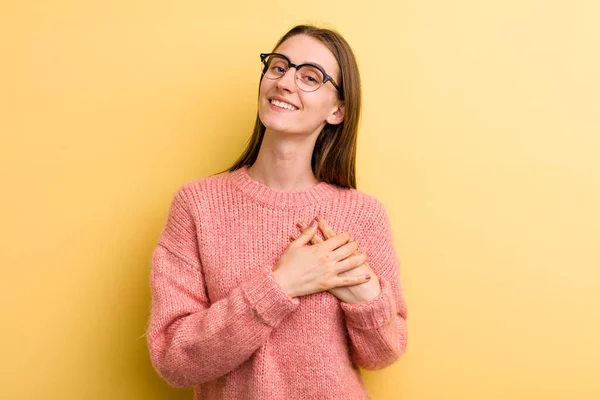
[262,55,324,92]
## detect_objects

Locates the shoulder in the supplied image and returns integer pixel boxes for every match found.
[168,170,233,213]
[334,187,388,216]
[330,187,390,230]
[176,170,233,197]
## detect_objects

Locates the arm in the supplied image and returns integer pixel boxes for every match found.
[146,186,299,388]
[339,201,408,370]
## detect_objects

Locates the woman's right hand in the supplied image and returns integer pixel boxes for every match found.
[272,220,370,299]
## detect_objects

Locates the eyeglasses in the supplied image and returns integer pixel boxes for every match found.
[260,52,342,96]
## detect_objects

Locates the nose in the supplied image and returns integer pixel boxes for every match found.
[276,67,297,92]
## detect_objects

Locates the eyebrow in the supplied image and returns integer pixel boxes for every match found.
[278,53,328,71]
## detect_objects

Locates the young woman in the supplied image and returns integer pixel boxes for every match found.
[147,24,408,399]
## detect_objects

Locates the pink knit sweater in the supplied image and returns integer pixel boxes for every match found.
[147,166,407,399]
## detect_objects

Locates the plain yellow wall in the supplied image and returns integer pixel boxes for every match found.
[1,0,599,399]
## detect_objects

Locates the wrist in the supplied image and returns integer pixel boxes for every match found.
[343,280,381,304]
[272,269,296,299]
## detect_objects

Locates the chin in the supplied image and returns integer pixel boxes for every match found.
[263,123,294,136]
[259,111,290,134]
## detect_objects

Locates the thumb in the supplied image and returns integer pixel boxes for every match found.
[291,220,318,247]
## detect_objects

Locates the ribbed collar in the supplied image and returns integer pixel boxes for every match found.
[229,165,340,209]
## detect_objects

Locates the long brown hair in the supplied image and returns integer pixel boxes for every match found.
[221,24,361,189]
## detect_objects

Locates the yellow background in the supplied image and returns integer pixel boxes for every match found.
[1,0,599,399]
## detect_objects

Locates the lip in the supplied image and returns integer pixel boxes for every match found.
[268,96,300,110]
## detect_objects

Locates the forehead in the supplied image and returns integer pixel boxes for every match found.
[274,34,340,79]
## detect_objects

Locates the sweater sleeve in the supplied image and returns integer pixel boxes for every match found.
[339,200,408,370]
[146,185,299,388]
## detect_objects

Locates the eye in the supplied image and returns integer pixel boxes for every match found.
[268,57,289,75]
[298,67,323,86]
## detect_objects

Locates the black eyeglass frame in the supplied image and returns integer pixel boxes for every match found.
[260,52,342,96]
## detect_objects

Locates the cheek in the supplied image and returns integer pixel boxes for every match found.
[259,78,275,97]
[306,96,336,118]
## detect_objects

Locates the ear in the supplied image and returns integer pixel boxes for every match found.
[326,102,345,125]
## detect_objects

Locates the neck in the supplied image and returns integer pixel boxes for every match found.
[246,130,320,192]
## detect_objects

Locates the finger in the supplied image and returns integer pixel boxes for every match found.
[316,215,337,240]
[296,221,324,245]
[290,220,318,248]
[332,273,371,288]
[330,240,359,261]
[317,216,356,248]
[335,251,368,274]
[318,231,351,252]
[361,260,376,274]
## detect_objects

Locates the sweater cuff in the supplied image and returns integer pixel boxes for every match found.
[241,270,300,328]
[340,278,396,329]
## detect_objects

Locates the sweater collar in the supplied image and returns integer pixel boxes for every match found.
[229,165,340,209]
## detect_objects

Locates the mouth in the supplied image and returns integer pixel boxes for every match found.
[269,98,298,111]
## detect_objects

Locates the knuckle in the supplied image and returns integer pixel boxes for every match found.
[327,264,339,276]
[317,279,329,291]
[319,254,331,263]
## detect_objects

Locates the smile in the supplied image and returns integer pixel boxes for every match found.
[270,99,298,111]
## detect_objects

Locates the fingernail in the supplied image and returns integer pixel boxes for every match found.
[310,220,317,227]
[315,215,322,222]
[296,221,304,228]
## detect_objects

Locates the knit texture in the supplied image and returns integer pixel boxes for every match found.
[147,166,408,400]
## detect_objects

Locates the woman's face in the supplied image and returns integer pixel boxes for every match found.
[258,34,344,138]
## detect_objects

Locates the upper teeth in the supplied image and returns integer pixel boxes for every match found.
[271,99,297,111]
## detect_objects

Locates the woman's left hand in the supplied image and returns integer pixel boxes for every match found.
[296,216,382,304]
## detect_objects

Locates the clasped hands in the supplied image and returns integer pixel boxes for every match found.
[272,215,381,304]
